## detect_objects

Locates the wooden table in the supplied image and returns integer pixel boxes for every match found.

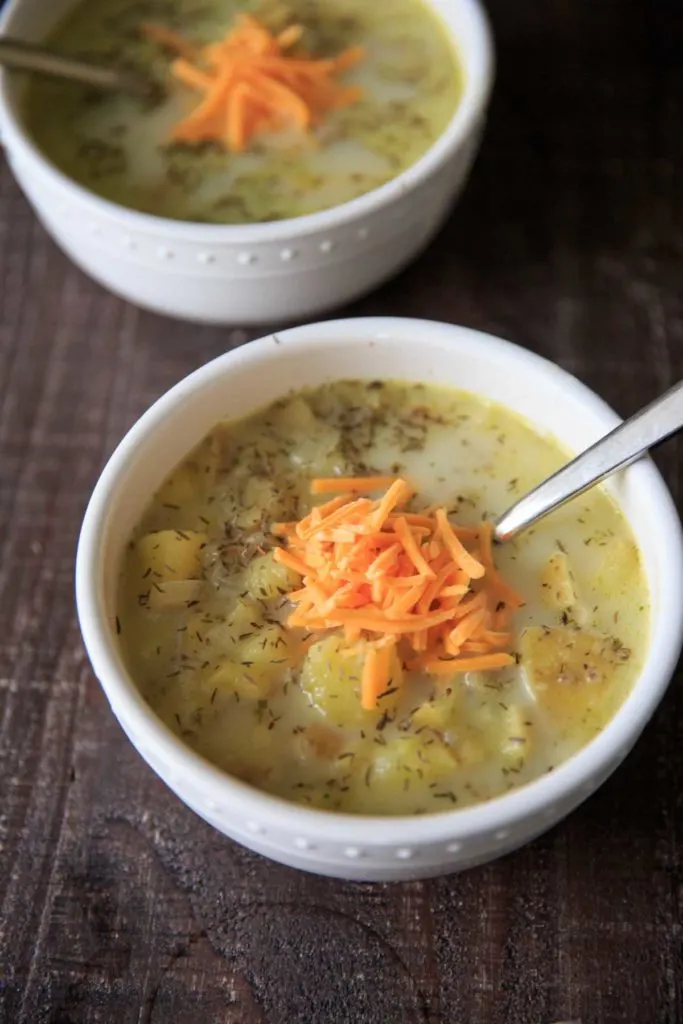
[1,1,682,1021]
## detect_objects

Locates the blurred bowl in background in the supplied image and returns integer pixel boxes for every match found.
[0,0,493,325]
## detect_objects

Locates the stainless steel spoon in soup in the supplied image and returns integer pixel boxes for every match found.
[0,36,159,100]
[495,378,683,541]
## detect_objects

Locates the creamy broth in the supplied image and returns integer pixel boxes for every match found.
[23,0,460,223]
[118,382,649,815]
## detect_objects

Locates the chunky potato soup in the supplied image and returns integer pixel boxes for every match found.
[24,0,460,223]
[118,382,649,815]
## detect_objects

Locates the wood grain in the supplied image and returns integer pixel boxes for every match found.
[1,0,682,1021]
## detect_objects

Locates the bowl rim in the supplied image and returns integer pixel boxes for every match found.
[75,316,683,847]
[0,0,494,243]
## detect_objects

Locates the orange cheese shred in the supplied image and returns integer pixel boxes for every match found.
[311,476,402,494]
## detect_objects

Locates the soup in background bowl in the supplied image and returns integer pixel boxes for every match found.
[75,319,683,880]
[24,0,462,224]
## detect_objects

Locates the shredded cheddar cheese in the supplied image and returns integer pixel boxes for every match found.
[272,477,524,709]
[142,15,365,152]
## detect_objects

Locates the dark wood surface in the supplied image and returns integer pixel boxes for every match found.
[1,1,682,1021]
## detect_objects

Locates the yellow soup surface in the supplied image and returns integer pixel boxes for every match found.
[24,0,461,224]
[118,381,649,815]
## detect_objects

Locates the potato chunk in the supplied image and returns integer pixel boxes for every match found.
[372,736,458,781]
[237,476,297,530]
[458,733,487,767]
[225,596,264,637]
[296,724,345,761]
[221,721,278,786]
[136,529,207,582]
[204,623,292,699]
[272,395,319,433]
[596,537,641,595]
[347,735,459,813]
[245,552,300,601]
[521,625,631,721]
[147,579,201,612]
[540,550,577,610]
[238,622,292,672]
[204,660,272,700]
[271,396,340,472]
[500,705,532,768]
[412,686,461,733]
[204,661,267,700]
[183,597,263,662]
[539,550,587,626]
[301,635,399,727]
[300,636,366,727]
[155,434,220,507]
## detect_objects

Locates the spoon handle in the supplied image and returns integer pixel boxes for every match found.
[0,37,153,98]
[494,378,683,542]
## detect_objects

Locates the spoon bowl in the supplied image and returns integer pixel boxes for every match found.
[0,36,161,100]
[495,379,683,541]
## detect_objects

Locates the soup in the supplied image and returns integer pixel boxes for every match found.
[24,0,461,224]
[117,382,649,816]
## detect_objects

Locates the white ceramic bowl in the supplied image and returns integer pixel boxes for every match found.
[0,0,493,325]
[75,317,683,881]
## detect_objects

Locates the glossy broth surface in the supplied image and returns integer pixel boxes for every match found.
[24,0,460,223]
[118,381,649,815]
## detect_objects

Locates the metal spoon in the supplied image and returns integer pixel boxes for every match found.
[0,36,159,100]
[494,378,683,542]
